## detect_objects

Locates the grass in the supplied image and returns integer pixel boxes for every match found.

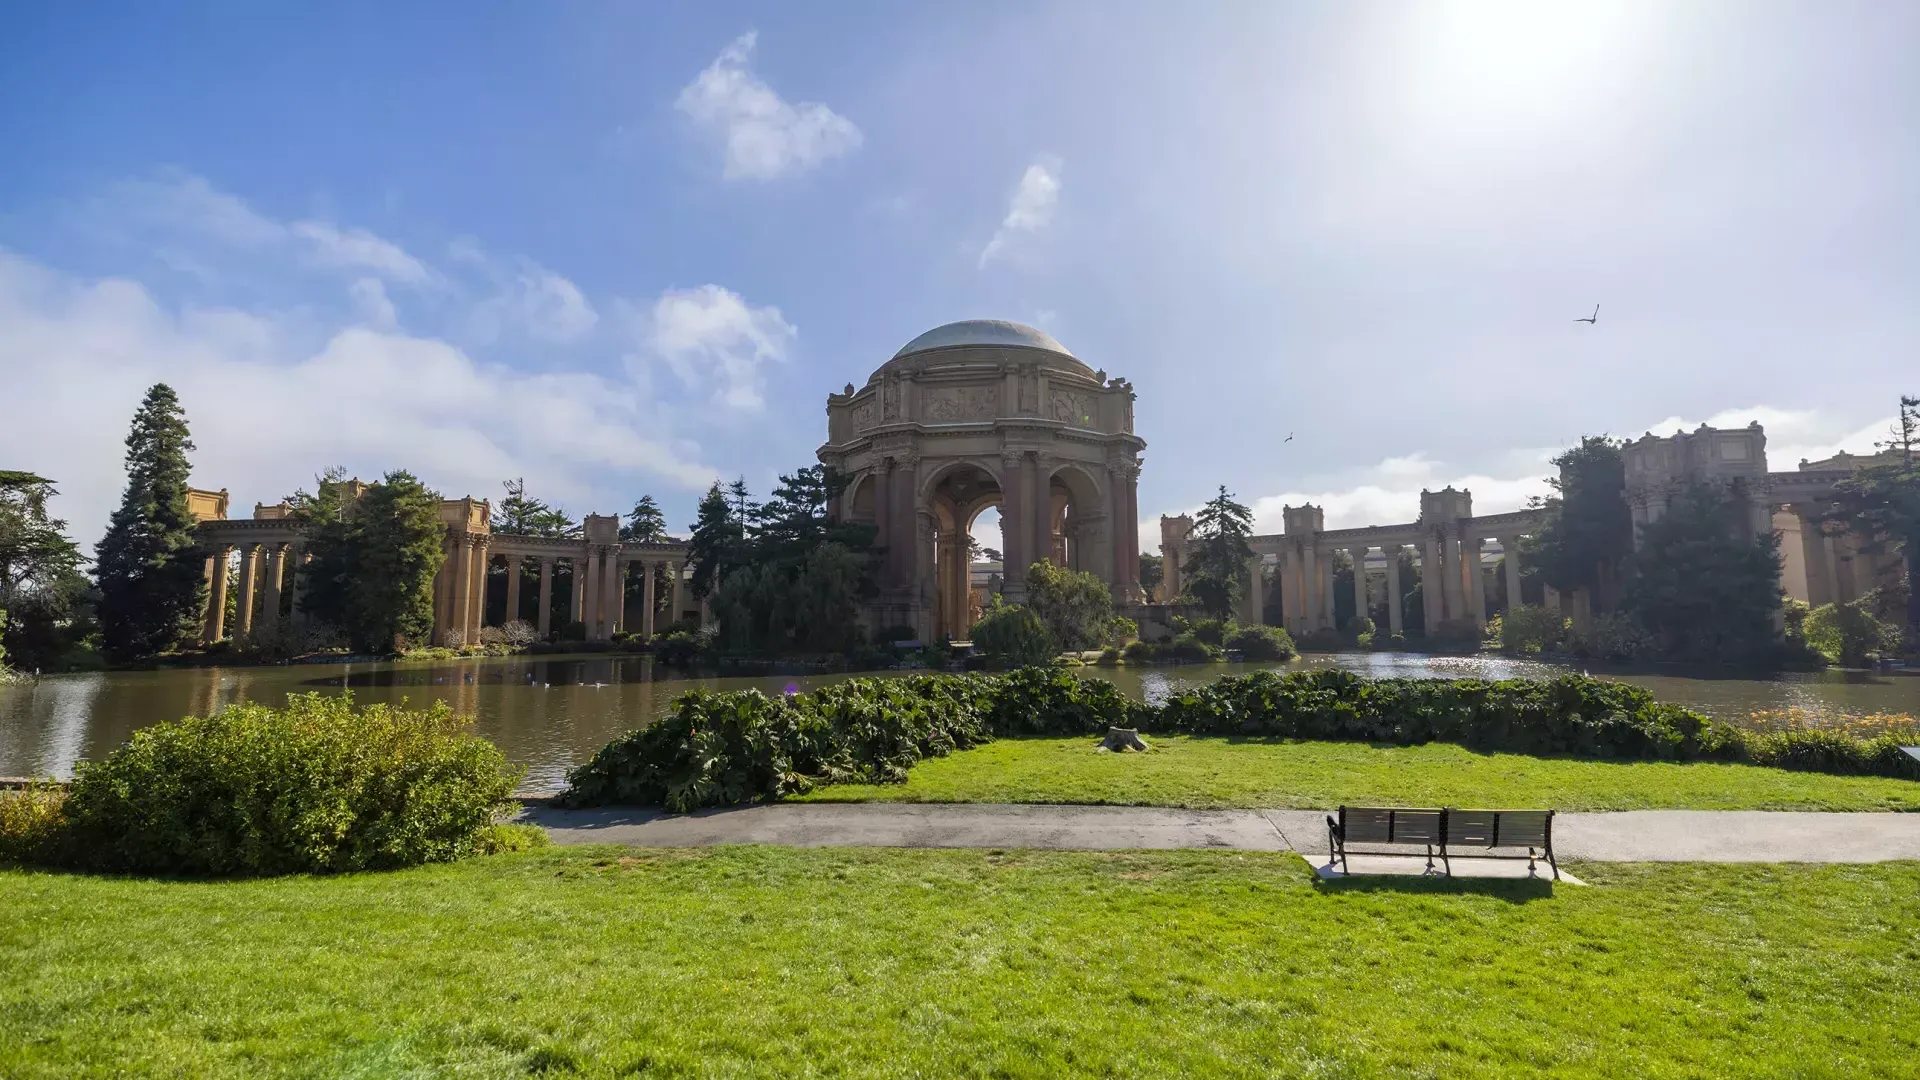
[796,735,1920,811]
[3,849,1917,1077]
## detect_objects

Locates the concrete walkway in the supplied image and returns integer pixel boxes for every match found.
[520,803,1920,863]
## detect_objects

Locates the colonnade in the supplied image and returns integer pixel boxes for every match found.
[484,547,693,643]
[199,538,306,644]
[1250,532,1528,637]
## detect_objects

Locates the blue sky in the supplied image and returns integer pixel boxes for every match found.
[3,1,1916,555]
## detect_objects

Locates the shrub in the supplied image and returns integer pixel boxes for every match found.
[0,781,70,864]
[970,600,1058,668]
[1571,612,1654,661]
[1501,604,1570,655]
[1296,629,1345,653]
[1122,640,1155,663]
[1225,624,1296,660]
[476,822,550,854]
[1105,616,1139,647]
[1185,619,1229,647]
[1026,561,1119,651]
[54,694,519,876]
[1427,618,1485,654]
[560,666,1919,812]
[1343,616,1375,639]
[1096,646,1121,666]
[1804,599,1898,667]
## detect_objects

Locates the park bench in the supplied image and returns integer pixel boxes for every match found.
[1326,806,1558,880]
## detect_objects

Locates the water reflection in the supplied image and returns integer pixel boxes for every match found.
[4,651,1915,790]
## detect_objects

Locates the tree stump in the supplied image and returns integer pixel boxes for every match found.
[1098,727,1151,753]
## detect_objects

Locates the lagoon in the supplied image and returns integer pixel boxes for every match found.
[4,653,1916,791]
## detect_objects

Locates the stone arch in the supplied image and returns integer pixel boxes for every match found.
[922,459,1009,641]
[1040,461,1112,581]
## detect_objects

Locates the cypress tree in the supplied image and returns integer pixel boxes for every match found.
[347,471,447,652]
[94,384,206,660]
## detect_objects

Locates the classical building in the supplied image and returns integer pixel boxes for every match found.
[1159,420,1905,637]
[189,485,697,647]
[819,320,1147,641]
[1162,491,1544,637]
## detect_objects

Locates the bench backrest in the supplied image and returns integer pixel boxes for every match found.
[1339,807,1553,849]
[1339,806,1445,845]
[1448,809,1552,849]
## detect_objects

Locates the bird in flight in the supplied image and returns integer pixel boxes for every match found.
[1575,304,1599,324]
[1284,432,1294,443]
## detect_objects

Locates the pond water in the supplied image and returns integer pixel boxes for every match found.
[3,653,1916,790]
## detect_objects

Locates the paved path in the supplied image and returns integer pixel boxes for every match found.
[520,803,1920,863]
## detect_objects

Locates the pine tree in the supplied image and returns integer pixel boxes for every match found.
[0,470,88,669]
[492,478,579,538]
[346,471,447,652]
[1181,486,1255,620]
[94,384,206,660]
[686,482,739,599]
[287,468,357,634]
[620,494,669,543]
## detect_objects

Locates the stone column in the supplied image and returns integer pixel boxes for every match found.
[450,538,473,644]
[641,560,657,637]
[571,553,587,626]
[260,543,286,634]
[873,460,895,586]
[235,543,260,636]
[895,455,919,593]
[290,547,309,630]
[1123,466,1142,600]
[1442,535,1466,626]
[1319,547,1335,630]
[670,561,686,625]
[1300,543,1318,631]
[1244,554,1264,625]
[1383,545,1404,636]
[998,450,1026,601]
[1027,455,1048,573]
[1464,537,1486,627]
[1502,538,1523,612]
[1349,547,1369,629]
[469,539,489,641]
[203,546,232,642]
[537,558,554,637]
[1108,467,1127,598]
[1275,548,1294,631]
[505,556,522,627]
[1422,536,1442,633]
[586,547,606,640]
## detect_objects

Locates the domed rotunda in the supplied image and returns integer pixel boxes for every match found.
[820,320,1146,640]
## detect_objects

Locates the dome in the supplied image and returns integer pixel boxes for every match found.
[880,319,1092,382]
[891,320,1074,360]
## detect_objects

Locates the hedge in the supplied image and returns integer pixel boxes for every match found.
[561,668,1919,811]
[3,693,520,875]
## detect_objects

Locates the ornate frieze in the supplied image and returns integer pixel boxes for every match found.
[922,385,1000,422]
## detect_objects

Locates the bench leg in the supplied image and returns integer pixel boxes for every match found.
[1547,846,1560,882]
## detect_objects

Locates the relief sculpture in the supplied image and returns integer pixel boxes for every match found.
[1051,390,1094,427]
[850,399,877,431]
[922,386,999,422]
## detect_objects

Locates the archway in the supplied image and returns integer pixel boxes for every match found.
[926,461,1003,640]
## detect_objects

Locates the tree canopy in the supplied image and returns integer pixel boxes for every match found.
[295,471,447,652]
[1025,560,1117,652]
[1828,395,1920,639]
[620,494,669,543]
[1623,479,1783,665]
[1180,486,1255,620]
[1525,436,1633,602]
[493,478,579,538]
[0,471,89,669]
[94,384,206,661]
[706,465,878,653]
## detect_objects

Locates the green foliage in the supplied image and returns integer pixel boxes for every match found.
[563,668,1918,812]
[1025,560,1117,651]
[1137,552,1163,597]
[0,471,89,670]
[297,470,448,653]
[1624,480,1784,664]
[618,494,669,543]
[1804,598,1899,667]
[1180,486,1254,620]
[40,694,518,875]
[1224,623,1296,660]
[1525,435,1632,597]
[94,384,206,661]
[1500,603,1571,655]
[703,465,878,655]
[1105,615,1138,647]
[0,780,69,863]
[686,482,743,600]
[561,669,1138,811]
[1828,405,1920,637]
[493,477,580,538]
[474,822,551,855]
[969,598,1058,668]
[1570,611,1654,662]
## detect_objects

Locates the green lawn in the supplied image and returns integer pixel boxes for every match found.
[796,735,1920,811]
[3,849,1917,1078]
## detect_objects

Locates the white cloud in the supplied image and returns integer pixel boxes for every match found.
[348,277,397,329]
[288,220,431,284]
[463,254,600,345]
[632,284,797,410]
[675,31,862,181]
[979,159,1062,268]
[0,250,718,549]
